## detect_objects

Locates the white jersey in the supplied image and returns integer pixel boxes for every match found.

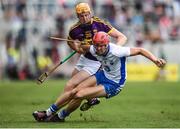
[90,43,130,83]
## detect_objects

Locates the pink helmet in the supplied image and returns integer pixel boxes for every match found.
[93,31,110,45]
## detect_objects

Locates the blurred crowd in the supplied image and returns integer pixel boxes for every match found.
[0,0,179,80]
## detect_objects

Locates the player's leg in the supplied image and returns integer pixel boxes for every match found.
[48,99,82,122]
[58,74,98,110]
[32,90,76,122]
[47,76,101,122]
[54,69,92,105]
[54,85,106,121]
[63,68,91,92]
[53,56,99,108]
[49,68,89,110]
[47,72,124,122]
[65,56,101,111]
[76,85,107,99]
[32,56,100,122]
[32,69,94,122]
[63,55,100,92]
[80,69,103,111]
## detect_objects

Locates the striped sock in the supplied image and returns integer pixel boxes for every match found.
[46,104,58,116]
[58,109,70,119]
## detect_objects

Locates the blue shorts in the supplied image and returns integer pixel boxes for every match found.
[95,70,125,98]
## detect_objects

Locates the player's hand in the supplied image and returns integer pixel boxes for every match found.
[73,40,90,54]
[154,58,166,68]
[73,40,81,52]
[72,40,84,54]
[79,41,91,54]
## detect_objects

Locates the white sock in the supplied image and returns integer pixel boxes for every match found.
[46,108,53,116]
[58,112,63,119]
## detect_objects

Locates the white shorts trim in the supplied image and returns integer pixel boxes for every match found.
[75,55,101,75]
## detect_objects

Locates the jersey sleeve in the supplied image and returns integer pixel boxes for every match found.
[68,29,76,40]
[111,44,130,57]
[102,20,113,33]
[68,22,81,40]
[93,17,113,33]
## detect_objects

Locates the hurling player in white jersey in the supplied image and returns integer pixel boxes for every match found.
[39,31,166,122]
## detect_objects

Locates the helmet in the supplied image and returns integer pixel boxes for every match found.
[75,3,91,14]
[93,32,110,45]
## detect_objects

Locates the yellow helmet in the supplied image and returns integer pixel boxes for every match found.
[75,3,91,14]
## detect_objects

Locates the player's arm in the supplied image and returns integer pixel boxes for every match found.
[67,36,86,54]
[130,47,166,68]
[109,28,127,46]
[98,17,127,46]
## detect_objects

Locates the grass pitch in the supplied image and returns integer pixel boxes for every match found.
[0,79,180,128]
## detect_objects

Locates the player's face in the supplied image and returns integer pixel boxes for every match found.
[77,12,91,24]
[94,44,108,55]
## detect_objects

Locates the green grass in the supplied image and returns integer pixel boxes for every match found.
[0,80,180,128]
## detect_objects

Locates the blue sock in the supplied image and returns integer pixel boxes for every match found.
[58,109,70,119]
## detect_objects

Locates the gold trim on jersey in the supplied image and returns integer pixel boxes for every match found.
[108,28,115,34]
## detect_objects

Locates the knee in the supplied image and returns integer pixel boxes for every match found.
[68,88,78,98]
[71,88,78,95]
[64,80,76,92]
[74,90,85,99]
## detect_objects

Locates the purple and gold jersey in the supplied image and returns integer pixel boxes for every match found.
[68,16,113,61]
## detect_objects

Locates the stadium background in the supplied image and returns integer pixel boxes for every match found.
[0,0,179,81]
[0,0,180,128]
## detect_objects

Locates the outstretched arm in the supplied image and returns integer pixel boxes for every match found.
[109,28,127,46]
[130,47,166,68]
